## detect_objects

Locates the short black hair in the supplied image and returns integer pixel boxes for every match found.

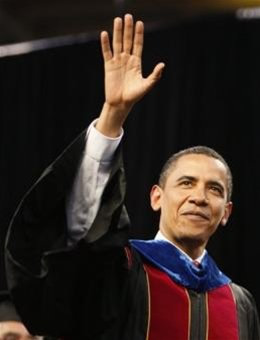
[158,146,233,201]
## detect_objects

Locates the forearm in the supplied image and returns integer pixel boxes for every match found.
[66,120,123,245]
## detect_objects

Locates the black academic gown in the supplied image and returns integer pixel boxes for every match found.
[5,132,260,340]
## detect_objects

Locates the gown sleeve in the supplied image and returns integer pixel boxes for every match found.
[231,283,260,340]
[5,130,131,338]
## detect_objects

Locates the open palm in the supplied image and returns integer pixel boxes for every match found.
[101,15,165,109]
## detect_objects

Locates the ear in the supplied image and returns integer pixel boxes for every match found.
[150,185,163,211]
[220,201,233,226]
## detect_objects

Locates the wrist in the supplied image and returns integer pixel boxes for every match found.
[103,101,133,116]
[96,102,132,137]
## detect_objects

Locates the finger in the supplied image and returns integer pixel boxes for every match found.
[146,62,165,87]
[123,14,134,54]
[100,31,112,61]
[112,17,123,56]
[132,20,144,57]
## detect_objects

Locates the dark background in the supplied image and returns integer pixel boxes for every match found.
[1,4,260,312]
[0,0,258,45]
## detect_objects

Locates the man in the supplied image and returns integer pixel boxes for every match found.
[0,291,43,340]
[5,14,260,339]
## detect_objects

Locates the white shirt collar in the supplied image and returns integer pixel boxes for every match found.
[154,230,206,263]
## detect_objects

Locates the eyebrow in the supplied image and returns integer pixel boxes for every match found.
[176,175,196,182]
[1,332,39,340]
[207,180,225,193]
[1,332,20,339]
[177,176,225,193]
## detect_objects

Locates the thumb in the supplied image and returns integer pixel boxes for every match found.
[147,62,165,83]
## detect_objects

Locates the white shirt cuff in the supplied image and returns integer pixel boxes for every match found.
[85,119,124,162]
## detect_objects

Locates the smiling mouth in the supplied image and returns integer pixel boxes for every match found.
[182,212,210,220]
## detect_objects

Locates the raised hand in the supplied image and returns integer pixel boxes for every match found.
[97,14,165,137]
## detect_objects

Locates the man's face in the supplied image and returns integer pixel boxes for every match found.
[150,154,232,253]
[0,321,42,340]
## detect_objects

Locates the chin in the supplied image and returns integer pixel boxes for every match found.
[178,232,207,245]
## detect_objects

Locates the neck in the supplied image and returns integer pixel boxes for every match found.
[177,240,205,260]
[157,230,206,260]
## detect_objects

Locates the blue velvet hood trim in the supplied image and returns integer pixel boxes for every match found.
[130,239,231,292]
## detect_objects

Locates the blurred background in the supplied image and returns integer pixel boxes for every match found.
[1,0,260,320]
[0,0,260,44]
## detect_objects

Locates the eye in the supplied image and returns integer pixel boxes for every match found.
[180,180,192,187]
[209,185,223,195]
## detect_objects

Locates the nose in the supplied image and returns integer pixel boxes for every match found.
[188,186,209,206]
